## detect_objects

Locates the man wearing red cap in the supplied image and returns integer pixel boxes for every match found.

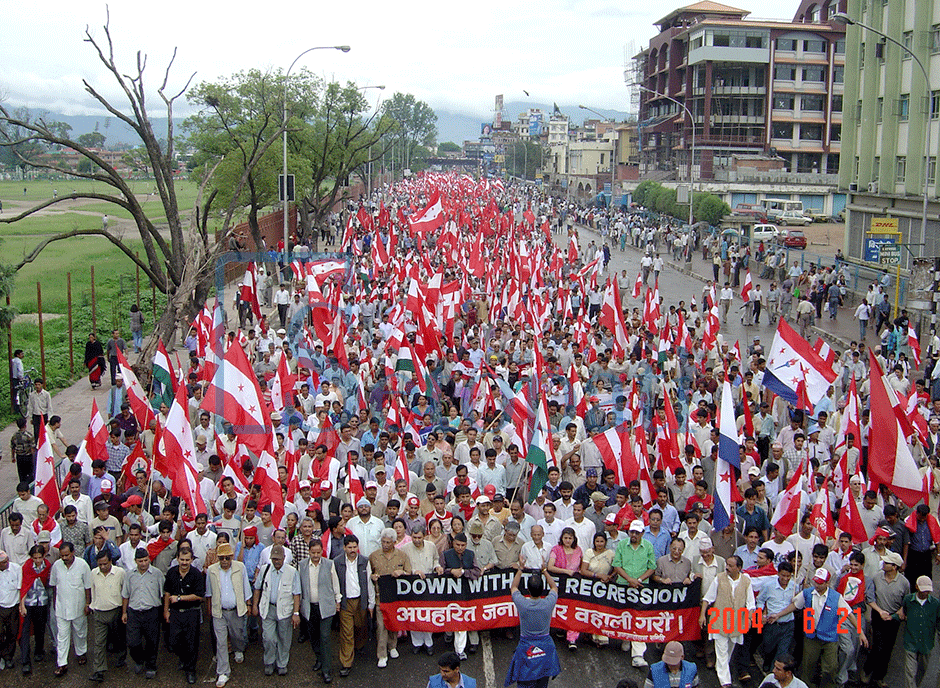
[771,567,866,688]
[644,640,698,688]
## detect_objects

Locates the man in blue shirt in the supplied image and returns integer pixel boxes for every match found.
[644,509,672,559]
[428,651,476,688]
[757,561,798,674]
[736,487,770,542]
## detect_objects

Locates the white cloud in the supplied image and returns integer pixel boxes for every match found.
[1,0,802,120]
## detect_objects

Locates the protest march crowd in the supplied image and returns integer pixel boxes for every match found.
[5,172,940,688]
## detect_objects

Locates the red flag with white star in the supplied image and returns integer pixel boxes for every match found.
[34,421,61,514]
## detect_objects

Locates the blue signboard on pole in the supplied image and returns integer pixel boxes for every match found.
[864,236,895,263]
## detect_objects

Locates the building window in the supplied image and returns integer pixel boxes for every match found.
[772,122,793,139]
[929,157,937,185]
[932,25,940,53]
[835,39,846,55]
[775,66,797,80]
[877,97,884,122]
[713,33,730,47]
[800,124,823,140]
[745,35,765,48]
[827,154,840,173]
[896,156,906,183]
[802,95,825,112]
[691,36,703,49]
[902,31,913,56]
[898,94,910,121]
[854,156,860,180]
[773,94,795,110]
[830,124,842,141]
[873,157,880,181]
[932,91,940,119]
[833,66,844,84]
[856,100,863,123]
[803,66,826,82]
[776,38,797,51]
[803,39,826,53]
[832,95,843,112]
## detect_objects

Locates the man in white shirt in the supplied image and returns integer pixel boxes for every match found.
[189,514,218,570]
[519,525,550,570]
[258,530,294,573]
[0,514,34,566]
[63,479,95,526]
[0,550,22,667]
[50,542,93,675]
[536,503,565,550]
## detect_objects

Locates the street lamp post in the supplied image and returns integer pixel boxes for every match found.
[282,45,350,267]
[832,11,930,307]
[579,105,616,207]
[357,85,386,198]
[635,85,696,228]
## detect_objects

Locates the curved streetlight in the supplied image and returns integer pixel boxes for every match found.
[831,11,929,302]
[579,105,616,206]
[282,46,351,262]
[358,85,386,196]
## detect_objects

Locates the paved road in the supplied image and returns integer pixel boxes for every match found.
[570,223,883,355]
[6,618,935,688]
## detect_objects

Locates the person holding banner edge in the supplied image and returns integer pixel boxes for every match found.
[505,568,561,688]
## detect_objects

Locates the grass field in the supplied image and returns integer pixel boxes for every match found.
[0,178,210,425]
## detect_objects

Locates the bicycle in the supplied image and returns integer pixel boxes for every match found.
[13,367,38,418]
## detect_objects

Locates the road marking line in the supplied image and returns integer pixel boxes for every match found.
[482,630,496,688]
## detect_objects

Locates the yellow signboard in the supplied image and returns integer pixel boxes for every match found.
[870,217,899,234]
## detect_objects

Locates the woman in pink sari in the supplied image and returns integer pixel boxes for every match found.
[546,526,583,651]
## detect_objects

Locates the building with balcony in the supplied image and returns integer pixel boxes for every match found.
[634,1,846,188]
[839,0,940,270]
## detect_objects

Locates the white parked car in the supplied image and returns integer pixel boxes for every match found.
[750,224,779,242]
[778,210,811,226]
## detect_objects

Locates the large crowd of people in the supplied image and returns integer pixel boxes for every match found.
[4,174,940,688]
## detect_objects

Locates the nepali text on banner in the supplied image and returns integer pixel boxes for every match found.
[377,569,702,643]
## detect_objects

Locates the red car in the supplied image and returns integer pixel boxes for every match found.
[777,229,807,249]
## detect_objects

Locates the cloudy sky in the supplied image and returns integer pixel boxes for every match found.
[2,0,801,120]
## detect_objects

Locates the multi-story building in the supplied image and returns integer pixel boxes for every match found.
[840,0,940,268]
[634,1,846,185]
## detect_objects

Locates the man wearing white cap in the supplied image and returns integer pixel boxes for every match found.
[293,481,314,514]
[644,640,697,688]
[899,575,940,688]
[691,536,724,668]
[612,520,656,667]
[770,567,863,688]
[699,555,754,687]
[347,498,383,558]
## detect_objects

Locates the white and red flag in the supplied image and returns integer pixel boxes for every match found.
[202,339,273,458]
[34,421,61,515]
[159,384,207,522]
[115,348,156,429]
[868,351,926,507]
[73,399,109,478]
[409,193,444,234]
[908,325,922,367]
[763,319,837,407]
[740,270,752,302]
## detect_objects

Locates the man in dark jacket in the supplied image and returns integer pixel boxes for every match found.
[441,533,480,660]
[333,535,372,677]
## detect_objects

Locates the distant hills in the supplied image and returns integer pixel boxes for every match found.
[18,101,633,152]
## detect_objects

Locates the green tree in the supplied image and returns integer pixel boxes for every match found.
[0,15,279,357]
[693,192,730,225]
[297,80,392,229]
[77,131,106,148]
[380,92,437,173]
[506,141,543,180]
[438,141,461,154]
[185,68,317,249]
[633,180,660,207]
